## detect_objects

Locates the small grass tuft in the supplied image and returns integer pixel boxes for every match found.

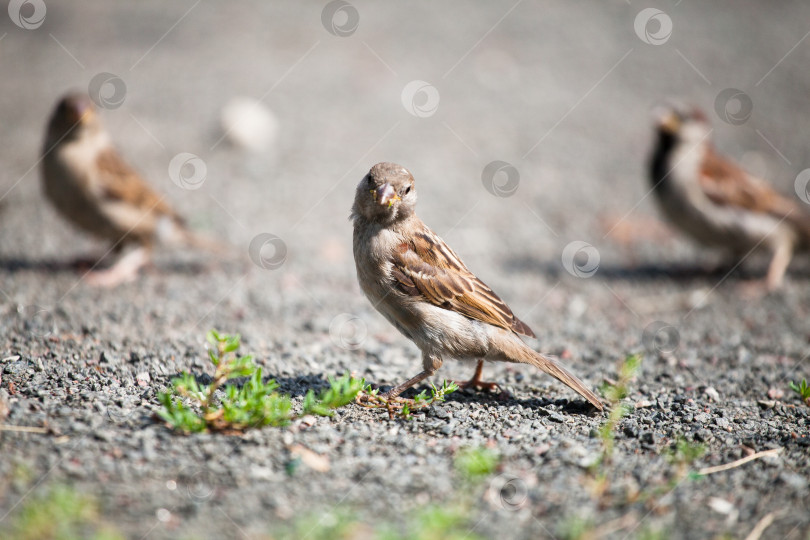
[454,447,500,481]
[4,485,124,540]
[585,354,641,502]
[597,354,641,464]
[303,374,365,417]
[637,526,670,540]
[158,330,362,433]
[664,437,706,483]
[399,505,484,540]
[557,515,593,540]
[789,379,810,406]
[665,437,705,467]
[277,506,484,540]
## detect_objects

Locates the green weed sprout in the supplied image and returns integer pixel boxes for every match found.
[158,330,362,433]
[789,379,810,406]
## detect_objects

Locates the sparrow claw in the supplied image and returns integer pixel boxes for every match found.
[737,279,771,300]
[84,268,139,288]
[452,360,509,397]
[355,391,417,419]
[452,379,511,401]
[452,378,500,392]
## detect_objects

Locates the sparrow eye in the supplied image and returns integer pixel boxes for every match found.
[404,185,411,195]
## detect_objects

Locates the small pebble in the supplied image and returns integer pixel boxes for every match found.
[704,387,721,402]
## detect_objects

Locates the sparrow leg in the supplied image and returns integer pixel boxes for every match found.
[381,371,433,399]
[85,246,150,288]
[452,359,503,393]
[765,239,793,291]
[382,353,442,399]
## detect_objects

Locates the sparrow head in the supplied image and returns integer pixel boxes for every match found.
[653,104,711,145]
[46,92,100,141]
[352,162,417,224]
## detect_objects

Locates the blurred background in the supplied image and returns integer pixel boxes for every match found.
[1,1,809,538]
[2,0,809,356]
[2,0,809,284]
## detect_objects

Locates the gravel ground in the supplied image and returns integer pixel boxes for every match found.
[1,1,809,539]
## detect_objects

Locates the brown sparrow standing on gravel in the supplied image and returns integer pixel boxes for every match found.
[41,93,217,286]
[649,106,810,290]
[351,162,603,410]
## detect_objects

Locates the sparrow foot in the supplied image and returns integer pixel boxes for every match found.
[355,391,418,418]
[452,378,502,392]
[452,379,510,401]
[83,247,149,288]
[452,360,510,399]
[737,279,772,300]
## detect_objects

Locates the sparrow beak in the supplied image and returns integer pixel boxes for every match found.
[375,183,400,208]
[657,110,681,134]
[66,103,94,126]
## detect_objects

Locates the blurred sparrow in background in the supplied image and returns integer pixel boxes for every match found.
[649,105,810,290]
[41,92,220,286]
[351,162,603,410]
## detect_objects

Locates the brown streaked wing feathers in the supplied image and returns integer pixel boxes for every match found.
[391,226,536,338]
[700,147,810,239]
[700,147,799,217]
[96,149,180,219]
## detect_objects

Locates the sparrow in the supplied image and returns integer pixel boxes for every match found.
[649,105,810,290]
[41,92,217,286]
[351,162,603,410]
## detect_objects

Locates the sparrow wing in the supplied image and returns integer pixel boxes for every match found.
[700,148,807,225]
[96,148,180,220]
[391,224,536,338]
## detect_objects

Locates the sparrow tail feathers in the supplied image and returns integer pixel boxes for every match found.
[494,333,603,410]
